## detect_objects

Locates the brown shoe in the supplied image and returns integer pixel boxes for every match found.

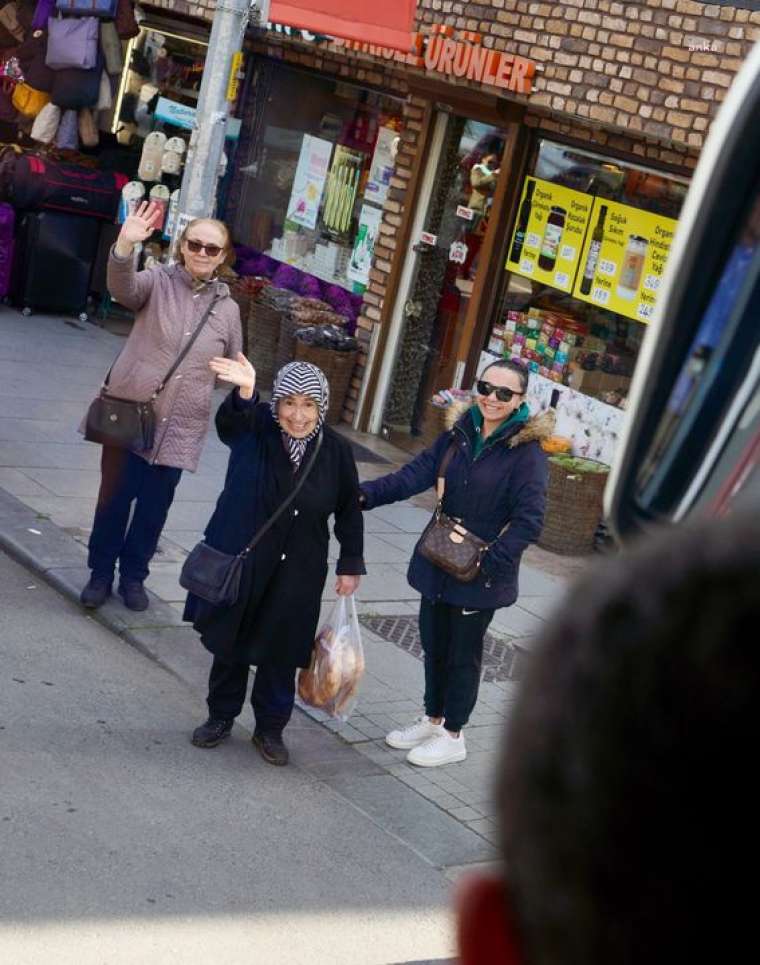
[252,731,289,766]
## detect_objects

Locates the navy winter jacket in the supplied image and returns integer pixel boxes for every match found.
[360,406,551,610]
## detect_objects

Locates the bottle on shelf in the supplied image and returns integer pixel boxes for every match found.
[579,204,608,296]
[538,205,567,272]
[508,178,536,264]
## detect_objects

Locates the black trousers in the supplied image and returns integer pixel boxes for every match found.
[87,446,182,583]
[207,656,297,736]
[419,598,494,733]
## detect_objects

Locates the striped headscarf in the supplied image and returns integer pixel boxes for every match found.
[270,361,329,469]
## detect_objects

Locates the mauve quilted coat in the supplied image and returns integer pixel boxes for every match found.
[83,250,242,472]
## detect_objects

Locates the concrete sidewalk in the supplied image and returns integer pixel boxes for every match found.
[0,305,574,850]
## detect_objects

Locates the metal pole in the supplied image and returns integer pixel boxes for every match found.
[174,0,267,241]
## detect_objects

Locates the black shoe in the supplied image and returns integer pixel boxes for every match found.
[191,717,234,748]
[118,579,149,611]
[252,731,289,766]
[80,576,112,609]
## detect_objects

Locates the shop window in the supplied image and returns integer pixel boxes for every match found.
[232,63,404,298]
[483,140,689,425]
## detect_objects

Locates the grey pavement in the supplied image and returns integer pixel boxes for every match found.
[0,548,456,965]
[0,304,573,850]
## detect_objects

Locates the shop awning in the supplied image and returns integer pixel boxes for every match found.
[269,1,416,51]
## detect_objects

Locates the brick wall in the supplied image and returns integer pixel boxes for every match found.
[415,1,759,152]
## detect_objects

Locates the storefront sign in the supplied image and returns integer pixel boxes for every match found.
[286,134,334,229]
[333,27,536,95]
[155,97,242,140]
[226,51,244,102]
[270,0,416,52]
[365,126,398,205]
[573,199,677,323]
[506,177,593,294]
[348,203,383,285]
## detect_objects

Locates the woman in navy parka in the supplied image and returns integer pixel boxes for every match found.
[360,360,550,768]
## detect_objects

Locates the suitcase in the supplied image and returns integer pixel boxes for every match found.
[0,201,15,298]
[4,153,127,220]
[13,210,100,319]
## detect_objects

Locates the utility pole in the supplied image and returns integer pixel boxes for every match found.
[174,0,271,241]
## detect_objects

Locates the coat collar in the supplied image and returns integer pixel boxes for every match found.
[449,401,555,449]
[167,263,230,299]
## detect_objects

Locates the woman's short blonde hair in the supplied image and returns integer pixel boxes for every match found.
[178,218,235,275]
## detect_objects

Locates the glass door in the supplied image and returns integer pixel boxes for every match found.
[381,115,508,453]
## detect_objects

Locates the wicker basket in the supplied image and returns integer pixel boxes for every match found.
[294,341,358,424]
[418,403,450,448]
[247,295,286,394]
[538,458,609,556]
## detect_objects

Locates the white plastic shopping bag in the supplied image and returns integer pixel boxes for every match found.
[297,594,365,721]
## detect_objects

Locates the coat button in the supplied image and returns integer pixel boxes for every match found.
[161,418,167,423]
[281,553,287,561]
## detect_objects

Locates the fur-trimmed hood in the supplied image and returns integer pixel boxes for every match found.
[444,400,556,448]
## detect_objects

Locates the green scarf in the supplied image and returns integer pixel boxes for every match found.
[470,402,530,459]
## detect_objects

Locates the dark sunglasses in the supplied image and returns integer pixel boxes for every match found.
[186,239,224,257]
[476,380,524,402]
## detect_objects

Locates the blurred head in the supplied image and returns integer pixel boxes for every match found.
[476,359,528,426]
[270,362,329,440]
[179,218,232,280]
[458,512,760,965]
[481,152,500,169]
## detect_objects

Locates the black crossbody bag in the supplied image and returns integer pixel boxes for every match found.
[84,294,220,451]
[179,431,324,607]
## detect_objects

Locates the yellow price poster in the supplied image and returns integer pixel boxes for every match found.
[573,198,677,323]
[506,177,593,293]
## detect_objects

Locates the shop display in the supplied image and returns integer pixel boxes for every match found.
[538,455,610,556]
[579,203,607,296]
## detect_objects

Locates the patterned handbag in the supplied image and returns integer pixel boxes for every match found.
[417,440,509,583]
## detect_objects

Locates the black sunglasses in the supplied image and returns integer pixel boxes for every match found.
[476,379,524,403]
[186,239,224,257]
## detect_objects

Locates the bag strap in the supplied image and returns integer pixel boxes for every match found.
[238,430,324,559]
[102,289,221,398]
[435,435,458,505]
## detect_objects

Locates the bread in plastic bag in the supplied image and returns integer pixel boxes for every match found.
[297,594,365,721]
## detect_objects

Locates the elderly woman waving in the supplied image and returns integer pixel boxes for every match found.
[80,202,242,613]
[185,359,365,766]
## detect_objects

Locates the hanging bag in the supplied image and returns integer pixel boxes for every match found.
[297,594,365,720]
[179,432,324,607]
[11,82,50,118]
[85,294,220,452]
[114,0,138,40]
[30,100,60,143]
[78,105,98,146]
[46,15,99,70]
[55,0,118,17]
[417,441,511,582]
[99,20,123,75]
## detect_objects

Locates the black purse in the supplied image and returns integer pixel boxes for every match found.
[84,293,220,451]
[418,441,509,583]
[179,431,323,606]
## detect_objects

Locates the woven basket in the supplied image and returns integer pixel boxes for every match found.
[294,341,358,424]
[538,458,609,556]
[418,403,450,448]
[247,295,285,394]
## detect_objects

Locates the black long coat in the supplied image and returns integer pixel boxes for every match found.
[183,390,365,668]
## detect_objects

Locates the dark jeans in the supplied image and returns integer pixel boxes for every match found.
[87,446,182,583]
[207,656,297,736]
[419,598,495,733]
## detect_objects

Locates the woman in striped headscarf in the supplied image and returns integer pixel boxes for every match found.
[184,359,365,766]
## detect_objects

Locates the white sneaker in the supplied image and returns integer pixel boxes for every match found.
[407,731,467,768]
[385,716,445,750]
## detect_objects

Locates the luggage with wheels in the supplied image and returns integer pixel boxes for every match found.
[0,201,15,298]
[13,210,100,320]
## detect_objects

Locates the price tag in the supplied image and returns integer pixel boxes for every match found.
[637,302,654,320]
[419,231,438,246]
[526,232,541,249]
[520,259,534,275]
[592,286,610,305]
[456,205,475,221]
[643,274,661,292]
[598,259,617,277]
[559,245,575,261]
[554,271,569,287]
[449,240,468,264]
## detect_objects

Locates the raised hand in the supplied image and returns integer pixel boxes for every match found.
[117,201,163,251]
[209,353,257,398]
